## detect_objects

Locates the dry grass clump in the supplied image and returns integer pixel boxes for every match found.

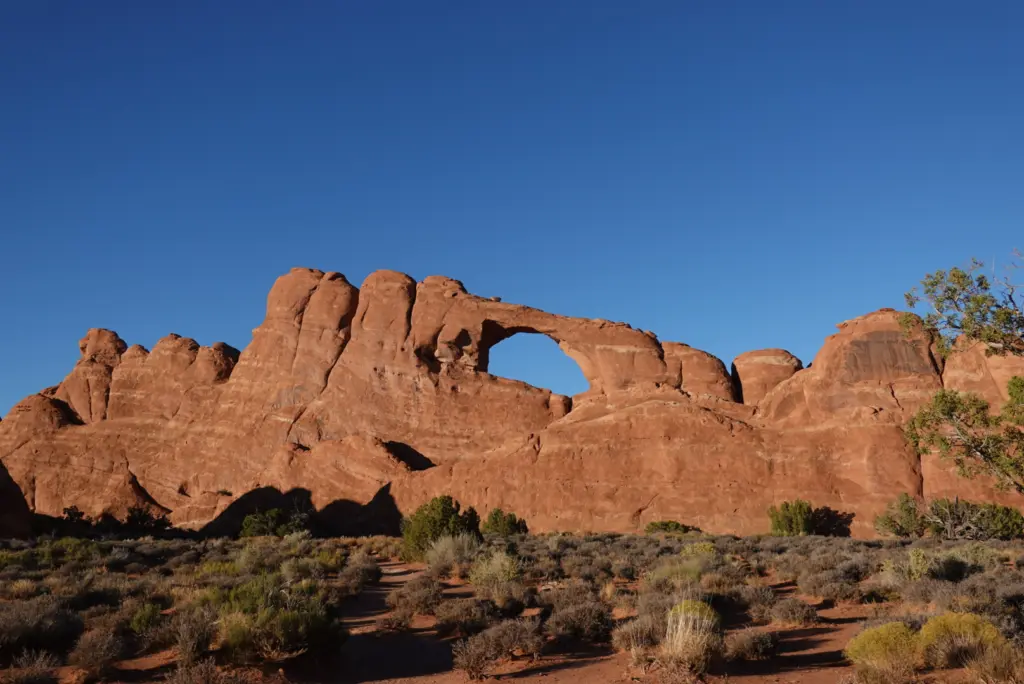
[425,534,480,579]
[6,650,60,684]
[659,599,723,675]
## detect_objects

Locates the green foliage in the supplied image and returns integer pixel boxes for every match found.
[904,256,1024,357]
[239,508,310,538]
[401,495,481,560]
[768,500,853,537]
[844,622,918,683]
[768,500,814,536]
[62,506,87,524]
[644,520,696,535]
[481,508,528,536]
[875,493,927,538]
[125,506,172,533]
[210,573,341,663]
[669,600,720,627]
[926,498,1024,540]
[906,387,1024,494]
[904,256,1024,495]
[130,603,163,635]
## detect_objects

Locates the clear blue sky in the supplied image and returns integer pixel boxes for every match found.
[2,1,1022,415]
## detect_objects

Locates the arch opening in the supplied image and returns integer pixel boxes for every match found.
[483,330,589,397]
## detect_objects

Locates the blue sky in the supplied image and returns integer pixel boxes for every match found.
[2,1,1022,414]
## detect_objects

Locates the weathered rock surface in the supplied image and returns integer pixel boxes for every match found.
[3,268,1024,538]
[732,349,804,405]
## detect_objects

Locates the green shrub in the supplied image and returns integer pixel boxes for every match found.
[481,509,528,536]
[212,574,342,663]
[129,603,163,636]
[919,612,1006,668]
[239,508,309,538]
[927,499,1024,541]
[844,622,918,683]
[875,493,927,538]
[644,520,696,535]
[768,500,814,536]
[401,496,481,561]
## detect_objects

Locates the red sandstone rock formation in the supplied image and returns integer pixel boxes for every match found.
[2,268,1024,538]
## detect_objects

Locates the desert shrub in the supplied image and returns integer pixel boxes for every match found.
[4,580,39,600]
[919,612,1007,668]
[927,499,1024,541]
[469,551,521,594]
[124,507,171,534]
[69,627,124,680]
[425,533,480,578]
[129,602,163,636]
[798,570,861,602]
[612,614,662,652]
[0,597,84,664]
[844,622,918,683]
[737,584,777,622]
[453,619,542,680]
[385,575,443,616]
[725,628,778,661]
[680,541,716,558]
[337,550,381,596]
[645,520,696,535]
[401,495,481,561]
[770,598,817,626]
[8,650,60,684]
[966,642,1024,683]
[644,557,703,591]
[545,601,612,643]
[435,598,499,637]
[481,509,528,537]
[660,598,722,674]
[213,574,341,663]
[172,608,215,667]
[163,658,243,684]
[768,500,814,537]
[875,493,928,538]
[669,600,720,628]
[768,500,853,536]
[239,508,309,538]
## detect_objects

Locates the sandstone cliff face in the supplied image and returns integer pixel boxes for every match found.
[2,269,1023,538]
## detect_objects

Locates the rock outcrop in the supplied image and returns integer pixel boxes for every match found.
[2,268,1024,538]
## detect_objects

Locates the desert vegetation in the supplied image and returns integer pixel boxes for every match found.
[3,496,1024,682]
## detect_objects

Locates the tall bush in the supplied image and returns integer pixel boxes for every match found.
[402,496,481,560]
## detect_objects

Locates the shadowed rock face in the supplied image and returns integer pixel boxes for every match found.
[2,270,1023,538]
